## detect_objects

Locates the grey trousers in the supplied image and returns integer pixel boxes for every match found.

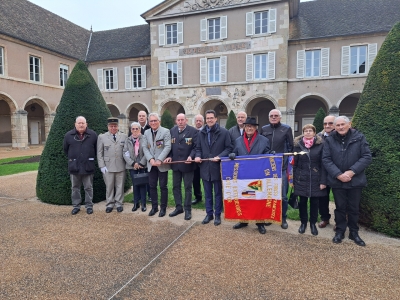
[70,174,94,209]
[172,170,194,211]
[103,171,126,208]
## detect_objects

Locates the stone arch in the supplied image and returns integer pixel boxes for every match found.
[0,92,18,112]
[244,95,277,127]
[337,91,362,119]
[106,103,121,117]
[243,94,279,110]
[0,95,16,144]
[198,96,230,127]
[293,92,332,110]
[159,98,185,119]
[125,102,150,123]
[23,97,52,144]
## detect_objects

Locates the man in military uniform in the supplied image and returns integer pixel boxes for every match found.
[97,117,127,213]
[164,113,198,220]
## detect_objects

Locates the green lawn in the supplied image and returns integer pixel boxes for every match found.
[0,156,39,176]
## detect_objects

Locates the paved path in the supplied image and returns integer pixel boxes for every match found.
[1,147,400,299]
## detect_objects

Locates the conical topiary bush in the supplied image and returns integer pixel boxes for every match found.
[351,22,400,237]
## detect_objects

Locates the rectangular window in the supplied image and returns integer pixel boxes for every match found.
[350,45,367,74]
[29,55,40,82]
[208,58,220,83]
[305,50,321,77]
[0,47,4,75]
[167,62,178,85]
[254,11,268,34]
[104,69,114,90]
[132,66,142,88]
[254,54,268,80]
[166,24,177,45]
[208,18,220,40]
[60,64,68,87]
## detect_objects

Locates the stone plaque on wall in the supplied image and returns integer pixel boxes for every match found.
[179,41,251,56]
[206,87,221,96]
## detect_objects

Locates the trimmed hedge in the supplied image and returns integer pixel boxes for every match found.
[161,109,174,129]
[351,22,400,237]
[36,61,131,205]
[313,107,326,133]
[225,110,237,130]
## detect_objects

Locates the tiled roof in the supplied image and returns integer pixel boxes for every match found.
[290,0,400,40]
[86,25,151,62]
[0,0,91,60]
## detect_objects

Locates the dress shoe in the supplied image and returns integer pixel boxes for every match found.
[202,214,214,224]
[117,207,123,213]
[132,203,140,212]
[192,198,202,205]
[159,209,166,217]
[349,232,366,247]
[86,208,93,215]
[310,223,318,236]
[257,224,266,234]
[233,222,248,229]
[71,208,80,215]
[184,210,192,220]
[318,220,329,228]
[332,232,345,244]
[298,223,307,234]
[141,206,147,212]
[281,218,288,229]
[106,207,113,213]
[148,207,158,216]
[169,208,184,217]
[214,215,221,226]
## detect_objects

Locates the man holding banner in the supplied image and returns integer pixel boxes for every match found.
[230,117,271,234]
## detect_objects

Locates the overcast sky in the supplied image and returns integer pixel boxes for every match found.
[28,0,313,32]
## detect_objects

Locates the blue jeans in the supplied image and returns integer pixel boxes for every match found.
[282,169,288,219]
[202,179,223,216]
[129,169,147,206]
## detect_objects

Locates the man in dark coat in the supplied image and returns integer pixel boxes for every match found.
[195,110,232,226]
[164,113,198,220]
[192,114,204,205]
[260,109,293,229]
[231,116,271,234]
[138,110,151,202]
[228,111,247,141]
[322,116,372,246]
[63,116,98,215]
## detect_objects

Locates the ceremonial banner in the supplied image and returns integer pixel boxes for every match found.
[221,155,283,224]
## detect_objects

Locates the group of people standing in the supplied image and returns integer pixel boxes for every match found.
[63,108,371,246]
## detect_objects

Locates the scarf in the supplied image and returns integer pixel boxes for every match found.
[206,123,219,146]
[303,136,314,149]
[244,131,257,153]
[131,136,139,156]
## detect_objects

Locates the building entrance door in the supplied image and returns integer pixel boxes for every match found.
[30,121,40,144]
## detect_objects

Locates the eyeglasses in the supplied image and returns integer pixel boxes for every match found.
[269,115,280,118]
[323,122,334,125]
[149,120,159,123]
[131,128,139,131]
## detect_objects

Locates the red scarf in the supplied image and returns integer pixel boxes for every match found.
[243,131,257,153]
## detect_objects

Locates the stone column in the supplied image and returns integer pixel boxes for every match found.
[11,109,29,149]
[44,112,56,141]
[329,106,340,117]
[286,108,296,132]
[118,114,128,134]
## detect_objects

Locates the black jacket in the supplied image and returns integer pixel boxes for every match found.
[168,125,198,173]
[293,135,327,197]
[232,132,270,156]
[322,129,372,189]
[228,125,244,142]
[63,128,98,175]
[195,123,232,181]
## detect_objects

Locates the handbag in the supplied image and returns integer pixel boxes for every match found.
[133,172,149,186]
[288,187,299,209]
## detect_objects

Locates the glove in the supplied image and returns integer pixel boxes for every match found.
[101,166,108,174]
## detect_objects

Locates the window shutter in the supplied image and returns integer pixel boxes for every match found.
[177,60,182,85]
[159,24,165,46]
[246,12,253,36]
[341,46,350,76]
[141,65,146,88]
[246,54,253,81]
[268,9,277,33]
[177,22,183,44]
[268,52,275,80]
[200,58,207,84]
[124,66,131,90]
[367,43,377,72]
[321,48,329,77]
[200,19,207,41]
[220,16,227,39]
[220,56,227,82]
[159,62,166,87]
[296,50,305,79]
[113,67,118,90]
[97,69,103,90]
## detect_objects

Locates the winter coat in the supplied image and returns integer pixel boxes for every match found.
[195,123,232,181]
[123,135,147,169]
[228,125,244,142]
[293,135,327,198]
[63,128,98,175]
[232,132,271,156]
[168,125,198,173]
[322,129,372,189]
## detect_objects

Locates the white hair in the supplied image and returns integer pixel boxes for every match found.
[75,116,86,123]
[148,112,161,121]
[334,116,350,125]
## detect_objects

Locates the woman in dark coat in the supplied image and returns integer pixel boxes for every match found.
[293,124,327,236]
